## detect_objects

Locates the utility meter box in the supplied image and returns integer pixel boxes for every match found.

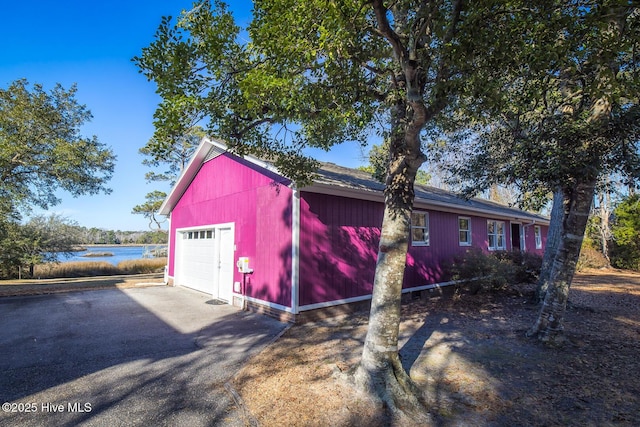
[236,257,252,273]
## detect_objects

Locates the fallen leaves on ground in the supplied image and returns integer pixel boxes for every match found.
[232,269,640,426]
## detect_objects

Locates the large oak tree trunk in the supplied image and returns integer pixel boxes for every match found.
[353,93,429,421]
[528,179,597,344]
[353,197,425,416]
[535,188,564,302]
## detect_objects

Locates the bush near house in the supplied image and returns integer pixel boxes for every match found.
[450,249,542,294]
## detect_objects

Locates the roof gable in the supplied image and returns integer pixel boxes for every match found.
[158,137,286,215]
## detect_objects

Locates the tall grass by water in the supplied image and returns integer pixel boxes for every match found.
[33,258,167,279]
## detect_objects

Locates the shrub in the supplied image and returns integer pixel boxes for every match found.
[117,258,167,274]
[576,246,610,271]
[32,258,167,279]
[450,249,542,294]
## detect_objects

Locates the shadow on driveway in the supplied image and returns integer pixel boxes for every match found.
[0,286,287,427]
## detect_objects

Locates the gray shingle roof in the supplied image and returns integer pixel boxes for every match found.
[312,162,549,224]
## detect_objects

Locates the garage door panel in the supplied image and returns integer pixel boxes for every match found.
[175,226,234,301]
[176,230,216,294]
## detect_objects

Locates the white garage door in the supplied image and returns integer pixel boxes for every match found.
[175,226,234,301]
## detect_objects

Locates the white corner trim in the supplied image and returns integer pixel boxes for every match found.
[291,187,301,314]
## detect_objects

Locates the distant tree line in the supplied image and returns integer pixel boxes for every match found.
[0,214,167,280]
[77,225,168,245]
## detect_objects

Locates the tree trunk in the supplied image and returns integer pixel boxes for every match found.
[353,161,431,422]
[535,188,563,302]
[353,96,429,422]
[597,188,612,265]
[527,179,597,344]
[353,198,426,416]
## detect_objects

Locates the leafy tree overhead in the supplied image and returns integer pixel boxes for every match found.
[0,79,116,216]
[450,2,640,343]
[136,0,561,420]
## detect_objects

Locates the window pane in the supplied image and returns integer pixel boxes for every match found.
[488,221,495,234]
[206,230,213,239]
[460,231,467,242]
[412,228,425,242]
[498,235,504,248]
[489,235,496,248]
[459,218,469,230]
[200,231,206,239]
[497,222,504,234]
[411,212,426,227]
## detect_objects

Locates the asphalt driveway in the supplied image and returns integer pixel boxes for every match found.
[0,286,288,426]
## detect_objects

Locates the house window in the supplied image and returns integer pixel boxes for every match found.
[459,217,472,246]
[411,211,429,246]
[487,220,506,250]
[535,226,542,249]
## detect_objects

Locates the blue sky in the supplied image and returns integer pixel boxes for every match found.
[1,1,370,231]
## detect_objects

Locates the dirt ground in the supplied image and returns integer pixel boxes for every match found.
[232,269,640,426]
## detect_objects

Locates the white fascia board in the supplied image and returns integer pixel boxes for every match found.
[158,138,214,216]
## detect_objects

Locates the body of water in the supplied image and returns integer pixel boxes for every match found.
[57,245,167,266]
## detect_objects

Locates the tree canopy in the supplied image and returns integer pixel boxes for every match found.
[0,79,116,217]
[446,1,640,342]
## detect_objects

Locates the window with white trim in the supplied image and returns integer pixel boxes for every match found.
[459,217,472,246]
[535,226,542,249]
[487,220,506,250]
[411,211,429,246]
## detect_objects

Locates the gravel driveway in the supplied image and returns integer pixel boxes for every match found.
[0,286,287,426]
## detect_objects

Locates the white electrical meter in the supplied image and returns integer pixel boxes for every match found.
[236,257,253,273]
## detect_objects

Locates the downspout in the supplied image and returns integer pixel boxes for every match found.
[291,187,301,315]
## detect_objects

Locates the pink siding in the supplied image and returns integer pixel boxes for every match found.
[298,193,382,306]
[168,152,548,310]
[406,213,483,286]
[299,193,549,306]
[168,154,293,307]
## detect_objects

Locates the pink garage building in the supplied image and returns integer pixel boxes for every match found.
[160,138,549,320]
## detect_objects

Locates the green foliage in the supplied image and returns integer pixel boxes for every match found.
[0,79,115,215]
[135,0,547,187]
[450,249,542,294]
[610,195,640,271]
[359,141,431,185]
[0,214,83,279]
[449,4,640,210]
[132,190,168,230]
